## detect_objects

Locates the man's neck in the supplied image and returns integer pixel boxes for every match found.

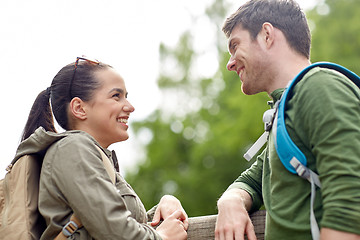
[266,57,311,94]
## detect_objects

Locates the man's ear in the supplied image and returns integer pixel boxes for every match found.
[260,22,275,48]
[69,97,87,120]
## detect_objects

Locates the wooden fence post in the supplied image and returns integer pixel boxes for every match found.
[187,210,266,240]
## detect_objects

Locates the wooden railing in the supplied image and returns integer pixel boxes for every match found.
[187,210,266,240]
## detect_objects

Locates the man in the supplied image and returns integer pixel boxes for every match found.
[215,0,360,239]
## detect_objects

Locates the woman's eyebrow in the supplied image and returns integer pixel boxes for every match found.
[109,88,123,94]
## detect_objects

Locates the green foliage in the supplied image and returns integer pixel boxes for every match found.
[126,0,360,217]
[308,0,360,74]
[126,0,269,217]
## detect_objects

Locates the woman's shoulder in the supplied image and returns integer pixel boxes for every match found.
[54,130,96,148]
[44,131,101,164]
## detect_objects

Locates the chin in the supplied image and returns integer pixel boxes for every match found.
[241,85,261,95]
[119,135,129,142]
[241,85,252,95]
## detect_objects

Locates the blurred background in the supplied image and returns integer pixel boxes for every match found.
[1,0,359,217]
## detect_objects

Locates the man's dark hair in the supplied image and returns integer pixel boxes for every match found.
[223,0,311,58]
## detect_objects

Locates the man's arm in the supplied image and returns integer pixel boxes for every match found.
[215,188,256,240]
[321,228,360,240]
[293,70,360,236]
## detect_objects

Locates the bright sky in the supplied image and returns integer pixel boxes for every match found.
[0,0,316,178]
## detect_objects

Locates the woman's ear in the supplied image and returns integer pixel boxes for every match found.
[69,97,87,120]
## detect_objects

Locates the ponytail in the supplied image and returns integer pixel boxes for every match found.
[21,88,56,141]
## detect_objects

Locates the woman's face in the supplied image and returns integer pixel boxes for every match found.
[82,68,135,148]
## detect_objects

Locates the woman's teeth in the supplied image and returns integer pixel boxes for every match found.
[117,118,128,124]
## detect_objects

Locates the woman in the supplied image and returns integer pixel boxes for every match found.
[16,56,188,239]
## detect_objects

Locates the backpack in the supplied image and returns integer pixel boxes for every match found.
[0,154,46,240]
[244,62,360,240]
[0,143,115,240]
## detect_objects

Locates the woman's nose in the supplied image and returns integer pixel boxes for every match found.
[226,56,236,72]
[123,101,135,113]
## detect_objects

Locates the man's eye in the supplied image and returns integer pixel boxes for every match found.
[112,93,120,98]
[229,44,237,55]
[232,43,237,51]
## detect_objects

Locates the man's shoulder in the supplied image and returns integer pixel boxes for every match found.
[298,66,357,89]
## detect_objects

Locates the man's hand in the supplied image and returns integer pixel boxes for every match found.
[215,189,256,240]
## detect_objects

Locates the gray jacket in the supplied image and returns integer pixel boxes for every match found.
[14,127,161,240]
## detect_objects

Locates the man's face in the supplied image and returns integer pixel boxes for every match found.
[226,25,270,95]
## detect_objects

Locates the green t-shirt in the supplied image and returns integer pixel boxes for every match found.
[228,67,360,239]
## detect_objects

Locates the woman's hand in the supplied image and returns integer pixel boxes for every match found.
[151,195,188,230]
[156,210,187,240]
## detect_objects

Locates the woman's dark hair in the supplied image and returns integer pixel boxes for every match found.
[21,60,111,141]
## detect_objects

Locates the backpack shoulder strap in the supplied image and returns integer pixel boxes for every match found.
[95,145,116,184]
[275,62,360,176]
[54,145,116,240]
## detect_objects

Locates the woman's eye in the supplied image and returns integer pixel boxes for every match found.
[112,93,121,98]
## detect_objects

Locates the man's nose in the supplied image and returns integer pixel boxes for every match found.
[226,56,236,71]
